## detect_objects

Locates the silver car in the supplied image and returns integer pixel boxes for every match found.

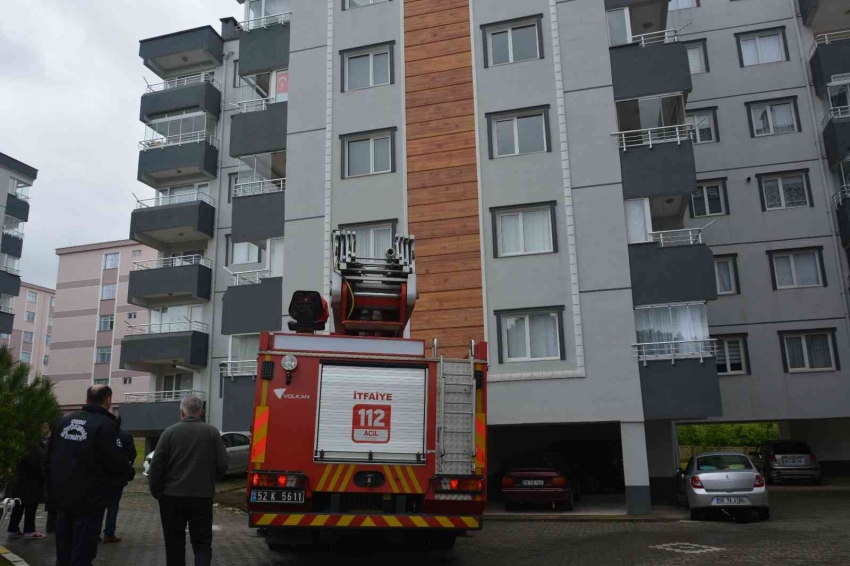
[143,431,252,477]
[677,452,769,521]
[750,440,822,485]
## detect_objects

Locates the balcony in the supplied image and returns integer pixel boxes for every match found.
[127,256,212,309]
[236,14,291,77]
[834,180,850,248]
[799,0,850,30]
[5,193,29,222]
[120,321,209,373]
[139,26,223,78]
[130,192,215,250]
[119,390,206,435]
[137,133,219,188]
[0,307,12,335]
[822,105,850,169]
[0,269,20,297]
[140,73,222,122]
[219,360,258,378]
[610,29,692,102]
[221,273,282,335]
[1,229,23,258]
[232,179,285,244]
[230,101,288,158]
[614,124,697,199]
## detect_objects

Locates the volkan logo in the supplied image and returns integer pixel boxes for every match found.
[274,388,286,400]
[274,388,309,401]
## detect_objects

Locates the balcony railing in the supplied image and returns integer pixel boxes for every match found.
[138,131,220,151]
[632,29,678,47]
[823,105,850,129]
[1,265,20,276]
[833,186,850,209]
[236,98,273,113]
[812,29,850,56]
[11,190,29,202]
[230,269,269,286]
[2,228,23,239]
[238,12,292,31]
[0,305,13,315]
[135,191,216,209]
[613,124,694,150]
[123,389,207,403]
[146,72,220,93]
[126,321,209,335]
[219,360,258,377]
[632,339,717,366]
[649,220,715,247]
[133,255,212,270]
[233,178,286,198]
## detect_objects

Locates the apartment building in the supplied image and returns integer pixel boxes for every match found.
[1,281,54,379]
[121,0,850,512]
[51,240,158,411]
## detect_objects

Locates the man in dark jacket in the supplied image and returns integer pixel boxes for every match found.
[148,394,227,566]
[101,415,137,543]
[5,442,45,539]
[44,385,135,566]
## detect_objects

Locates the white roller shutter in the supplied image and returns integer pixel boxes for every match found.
[315,365,426,463]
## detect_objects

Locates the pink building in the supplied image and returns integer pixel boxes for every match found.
[2,281,55,379]
[51,240,158,411]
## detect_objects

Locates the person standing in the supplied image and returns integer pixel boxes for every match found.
[101,415,137,543]
[44,385,135,566]
[148,395,227,566]
[5,442,45,539]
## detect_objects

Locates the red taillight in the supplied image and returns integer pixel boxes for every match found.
[691,475,704,489]
[502,477,514,488]
[276,474,288,487]
[754,474,765,488]
[252,473,259,487]
[449,479,459,491]
[438,477,484,493]
[811,454,817,462]
[251,472,303,488]
[551,476,566,486]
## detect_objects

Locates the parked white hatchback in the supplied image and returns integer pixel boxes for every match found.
[143,431,252,476]
[677,452,769,521]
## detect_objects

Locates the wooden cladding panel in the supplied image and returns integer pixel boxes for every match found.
[405,0,483,355]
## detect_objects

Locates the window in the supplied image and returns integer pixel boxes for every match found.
[12,178,30,200]
[770,249,824,289]
[759,172,810,210]
[615,94,686,134]
[48,315,53,327]
[132,249,142,257]
[127,312,137,320]
[155,182,210,207]
[123,376,133,385]
[497,308,564,362]
[714,255,739,295]
[483,17,542,67]
[143,110,217,149]
[634,303,709,356]
[4,215,24,236]
[668,0,696,10]
[227,236,263,266]
[228,172,238,203]
[94,379,108,386]
[231,334,261,361]
[0,333,9,340]
[748,99,798,137]
[101,284,117,300]
[686,109,717,143]
[716,337,748,375]
[25,311,35,323]
[95,346,112,364]
[23,331,33,344]
[45,334,51,346]
[343,130,395,177]
[781,331,837,372]
[343,44,392,91]
[99,314,115,332]
[238,68,289,105]
[685,41,708,74]
[488,107,549,158]
[738,29,786,67]
[606,8,631,47]
[493,204,555,257]
[342,222,394,264]
[236,152,286,194]
[345,0,389,8]
[103,253,119,269]
[690,181,726,217]
[20,352,31,364]
[49,296,55,308]
[243,0,290,28]
[624,198,652,244]
[43,355,49,367]
[26,291,37,303]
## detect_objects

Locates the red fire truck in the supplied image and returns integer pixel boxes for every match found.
[246,231,488,549]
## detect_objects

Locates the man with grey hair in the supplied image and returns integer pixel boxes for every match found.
[148,394,227,566]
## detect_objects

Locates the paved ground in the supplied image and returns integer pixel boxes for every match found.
[5,483,850,566]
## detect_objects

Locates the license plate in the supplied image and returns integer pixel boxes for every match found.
[521,480,545,487]
[784,458,804,465]
[251,490,305,504]
[714,496,748,505]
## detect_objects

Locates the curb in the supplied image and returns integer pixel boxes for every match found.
[0,545,31,566]
[484,514,685,523]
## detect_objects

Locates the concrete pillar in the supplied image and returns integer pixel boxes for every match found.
[621,421,651,514]
[645,420,678,505]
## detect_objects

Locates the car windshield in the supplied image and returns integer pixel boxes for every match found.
[696,455,753,471]
[772,442,810,455]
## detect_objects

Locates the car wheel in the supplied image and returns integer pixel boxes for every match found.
[690,508,703,521]
[758,508,770,521]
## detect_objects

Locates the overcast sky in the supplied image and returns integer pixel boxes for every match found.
[0,0,238,289]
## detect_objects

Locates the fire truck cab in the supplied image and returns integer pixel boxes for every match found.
[246,231,488,550]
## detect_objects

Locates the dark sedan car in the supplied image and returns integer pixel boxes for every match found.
[501,468,576,511]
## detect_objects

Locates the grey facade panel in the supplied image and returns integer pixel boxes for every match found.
[4,194,29,222]
[127,264,212,309]
[119,330,209,372]
[0,312,13,335]
[229,102,288,158]
[119,401,183,435]
[237,23,290,77]
[0,271,21,296]
[629,244,717,306]
[1,234,23,259]
[810,41,850,98]
[221,277,283,335]
[639,359,722,420]
[231,191,285,244]
[137,141,219,188]
[139,81,222,122]
[139,26,224,76]
[620,141,697,199]
[823,117,850,170]
[129,200,215,250]
[221,376,255,432]
[838,202,850,249]
[0,152,37,180]
[610,43,692,102]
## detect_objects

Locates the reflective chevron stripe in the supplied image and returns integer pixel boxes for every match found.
[250,513,481,530]
[314,464,425,493]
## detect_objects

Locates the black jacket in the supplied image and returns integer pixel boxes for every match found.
[44,405,135,512]
[148,417,228,500]
[8,444,44,505]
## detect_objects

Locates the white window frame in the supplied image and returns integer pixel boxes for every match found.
[345,0,388,8]
[750,101,797,137]
[48,315,53,327]
[495,206,554,257]
[686,111,716,144]
[25,311,35,323]
[761,174,808,210]
[45,334,51,346]
[26,290,37,304]
[487,20,540,66]
[22,331,33,344]
[238,68,289,105]
[100,284,117,300]
[493,112,547,158]
[123,376,133,385]
[501,310,562,362]
[783,332,836,373]
[624,198,653,244]
[43,355,49,367]
[49,296,55,308]
[686,44,706,75]
[740,31,785,67]
[668,0,696,11]
[345,133,392,178]
[605,8,632,47]
[103,252,119,270]
[99,314,115,332]
[691,182,725,217]
[229,239,263,266]
[127,312,138,320]
[716,337,747,375]
[345,47,391,91]
[95,346,112,365]
[772,251,822,289]
[714,258,737,295]
[132,249,142,257]
[20,352,31,364]
[344,222,394,262]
